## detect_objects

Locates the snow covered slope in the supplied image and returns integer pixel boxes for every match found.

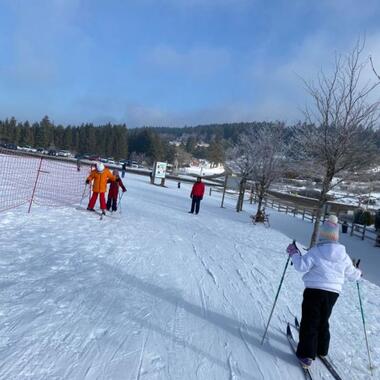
[0,174,378,379]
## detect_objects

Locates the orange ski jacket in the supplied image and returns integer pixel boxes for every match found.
[87,168,116,193]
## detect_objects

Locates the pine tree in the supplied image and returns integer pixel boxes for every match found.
[208,138,225,167]
[63,127,73,150]
[40,116,54,148]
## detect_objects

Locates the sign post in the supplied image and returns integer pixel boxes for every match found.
[153,162,167,186]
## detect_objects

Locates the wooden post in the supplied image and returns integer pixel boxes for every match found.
[151,161,156,184]
[302,209,305,220]
[28,157,43,213]
[209,187,212,196]
[350,223,354,236]
[362,225,366,240]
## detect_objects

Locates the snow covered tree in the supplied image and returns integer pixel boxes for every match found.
[249,123,286,217]
[294,41,380,247]
[175,146,192,169]
[226,133,255,212]
[226,123,286,213]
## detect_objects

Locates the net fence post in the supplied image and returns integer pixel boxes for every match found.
[28,156,43,213]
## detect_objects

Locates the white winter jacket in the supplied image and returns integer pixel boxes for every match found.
[291,242,361,294]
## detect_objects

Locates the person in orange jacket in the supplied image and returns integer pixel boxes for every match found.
[86,162,116,214]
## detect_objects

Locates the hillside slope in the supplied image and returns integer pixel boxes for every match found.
[0,174,378,379]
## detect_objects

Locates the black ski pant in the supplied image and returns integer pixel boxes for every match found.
[190,196,202,214]
[107,196,118,211]
[297,288,339,359]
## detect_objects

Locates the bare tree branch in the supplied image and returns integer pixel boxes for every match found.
[293,39,380,246]
[370,56,380,81]
[227,123,287,214]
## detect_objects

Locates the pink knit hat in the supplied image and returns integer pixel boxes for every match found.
[319,215,339,242]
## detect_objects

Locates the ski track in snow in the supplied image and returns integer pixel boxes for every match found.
[191,238,218,287]
[0,174,379,379]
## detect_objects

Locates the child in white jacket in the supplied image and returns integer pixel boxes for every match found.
[287,215,361,368]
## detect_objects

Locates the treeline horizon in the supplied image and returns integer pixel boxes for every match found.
[1,116,380,164]
[0,116,229,163]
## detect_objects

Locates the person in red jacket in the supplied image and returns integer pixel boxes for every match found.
[107,170,126,212]
[189,177,205,214]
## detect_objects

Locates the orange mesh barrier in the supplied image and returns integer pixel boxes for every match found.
[0,147,91,212]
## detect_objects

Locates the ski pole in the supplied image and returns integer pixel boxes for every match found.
[355,260,373,374]
[119,192,124,214]
[80,183,88,206]
[261,240,296,345]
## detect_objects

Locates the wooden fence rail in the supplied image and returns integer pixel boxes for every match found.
[262,196,379,245]
[209,188,379,246]
[350,224,377,241]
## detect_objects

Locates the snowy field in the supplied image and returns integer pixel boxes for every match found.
[180,165,225,177]
[0,173,379,380]
[253,206,380,288]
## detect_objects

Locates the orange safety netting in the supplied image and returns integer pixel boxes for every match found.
[0,148,91,212]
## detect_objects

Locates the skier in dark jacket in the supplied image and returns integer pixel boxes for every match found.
[189,177,205,214]
[287,215,361,369]
[107,170,126,211]
[121,162,127,178]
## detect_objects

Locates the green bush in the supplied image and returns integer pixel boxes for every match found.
[374,210,380,230]
[353,208,364,224]
[354,209,375,226]
[361,210,373,226]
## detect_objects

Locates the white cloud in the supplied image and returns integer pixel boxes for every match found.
[143,45,231,77]
[243,31,380,124]
[121,102,269,128]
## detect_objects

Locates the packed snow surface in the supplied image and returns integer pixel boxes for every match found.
[0,174,379,380]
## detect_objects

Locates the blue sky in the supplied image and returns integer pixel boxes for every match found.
[0,0,380,127]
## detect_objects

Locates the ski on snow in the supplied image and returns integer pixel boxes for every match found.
[287,323,313,380]
[75,206,116,220]
[294,317,343,380]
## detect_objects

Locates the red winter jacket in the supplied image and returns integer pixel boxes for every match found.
[191,181,205,198]
[108,178,126,198]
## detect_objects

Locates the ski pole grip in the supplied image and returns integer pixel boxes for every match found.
[356,259,361,268]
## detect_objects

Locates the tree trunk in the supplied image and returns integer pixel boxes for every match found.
[236,182,242,212]
[256,184,265,215]
[249,185,254,204]
[257,196,263,215]
[221,174,228,208]
[236,178,246,212]
[309,203,324,247]
[309,171,333,247]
